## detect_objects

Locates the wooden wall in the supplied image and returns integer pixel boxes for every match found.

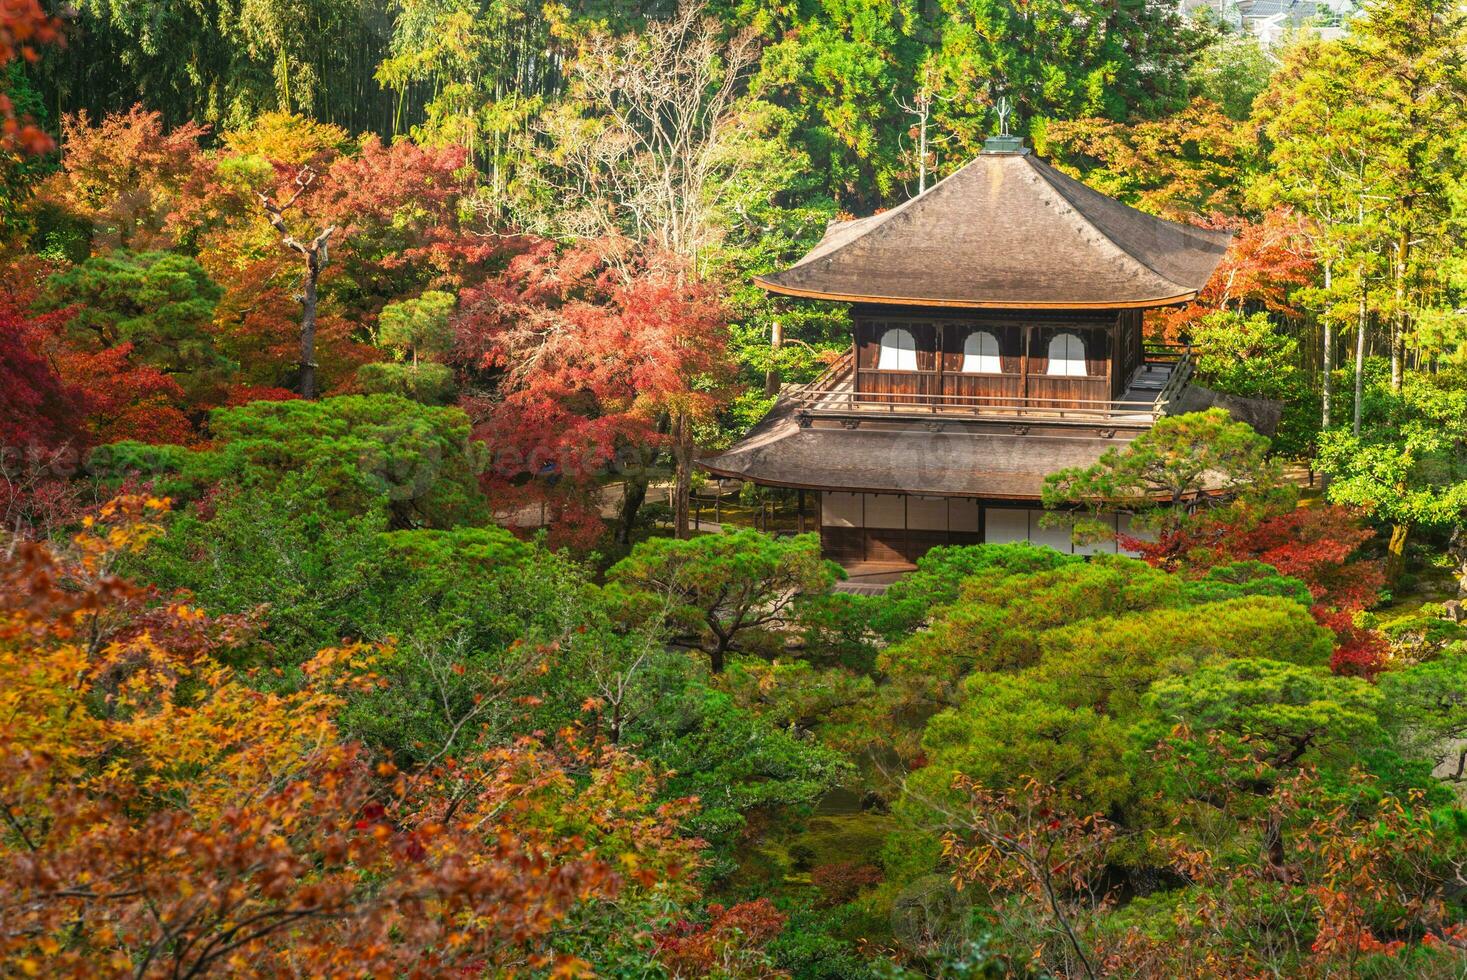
[853,309,1134,409]
[819,491,1145,565]
[821,492,983,565]
[1113,310,1143,397]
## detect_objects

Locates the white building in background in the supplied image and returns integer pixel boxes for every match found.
[1182,0,1359,44]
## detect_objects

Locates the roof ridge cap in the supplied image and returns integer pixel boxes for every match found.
[1022,155,1196,297]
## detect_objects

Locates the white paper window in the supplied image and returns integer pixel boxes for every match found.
[1047,333,1088,377]
[984,508,1030,545]
[948,498,980,533]
[1029,512,1076,554]
[863,493,906,528]
[877,328,918,371]
[961,330,1002,373]
[907,496,949,531]
[821,492,862,528]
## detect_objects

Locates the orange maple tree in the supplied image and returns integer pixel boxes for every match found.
[1152,208,1319,340]
[0,0,60,154]
[0,496,704,977]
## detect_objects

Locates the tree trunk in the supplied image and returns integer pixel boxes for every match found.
[1387,522,1409,582]
[1321,260,1333,430]
[1391,231,1407,393]
[615,476,648,546]
[917,105,928,194]
[709,644,725,674]
[1353,291,1367,438]
[299,252,320,399]
[1261,807,1292,884]
[672,410,694,539]
[1448,526,1467,599]
[258,176,332,400]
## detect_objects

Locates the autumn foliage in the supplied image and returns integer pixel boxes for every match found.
[0,0,60,154]
[653,899,789,978]
[1134,504,1389,674]
[0,496,704,977]
[1153,208,1319,340]
[0,301,85,451]
[455,239,733,547]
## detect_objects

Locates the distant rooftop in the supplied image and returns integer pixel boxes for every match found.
[1182,0,1357,42]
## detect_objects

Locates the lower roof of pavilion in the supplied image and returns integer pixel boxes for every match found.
[698,383,1281,500]
[699,396,1138,499]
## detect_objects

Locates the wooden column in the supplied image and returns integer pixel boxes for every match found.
[1105,316,1116,397]
[934,321,946,407]
[1020,326,1032,401]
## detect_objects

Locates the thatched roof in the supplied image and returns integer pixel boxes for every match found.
[698,398,1137,499]
[757,145,1231,310]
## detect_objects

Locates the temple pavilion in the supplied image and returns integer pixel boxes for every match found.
[699,134,1232,567]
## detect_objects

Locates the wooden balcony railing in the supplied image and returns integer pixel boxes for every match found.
[789,344,1192,425]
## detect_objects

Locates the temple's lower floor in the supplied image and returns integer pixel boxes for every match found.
[818,491,1142,565]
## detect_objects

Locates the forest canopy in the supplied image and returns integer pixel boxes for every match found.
[4,0,1467,976]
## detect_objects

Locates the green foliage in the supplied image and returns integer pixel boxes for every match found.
[753,0,1198,205]
[1186,31,1274,120]
[39,250,230,399]
[1378,650,1467,778]
[1142,658,1387,774]
[768,904,890,980]
[1190,310,1320,457]
[355,361,456,404]
[97,395,489,529]
[913,672,1131,814]
[627,655,854,859]
[1318,367,1467,539]
[607,530,839,671]
[376,290,456,363]
[1179,560,1314,607]
[720,659,878,753]
[897,552,1334,830]
[867,543,1081,640]
[136,482,612,759]
[341,528,608,764]
[1043,409,1294,540]
[59,0,391,129]
[793,591,881,673]
[132,474,389,664]
[879,556,1189,686]
[1029,595,1333,716]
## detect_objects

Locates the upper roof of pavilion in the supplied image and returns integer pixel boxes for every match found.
[756,140,1232,311]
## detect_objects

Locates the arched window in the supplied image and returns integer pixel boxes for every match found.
[961,330,1002,373]
[1046,332,1088,377]
[877,328,918,370]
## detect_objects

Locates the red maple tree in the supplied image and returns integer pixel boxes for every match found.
[455,239,733,548]
[0,301,85,451]
[1153,208,1318,340]
[1132,505,1388,675]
